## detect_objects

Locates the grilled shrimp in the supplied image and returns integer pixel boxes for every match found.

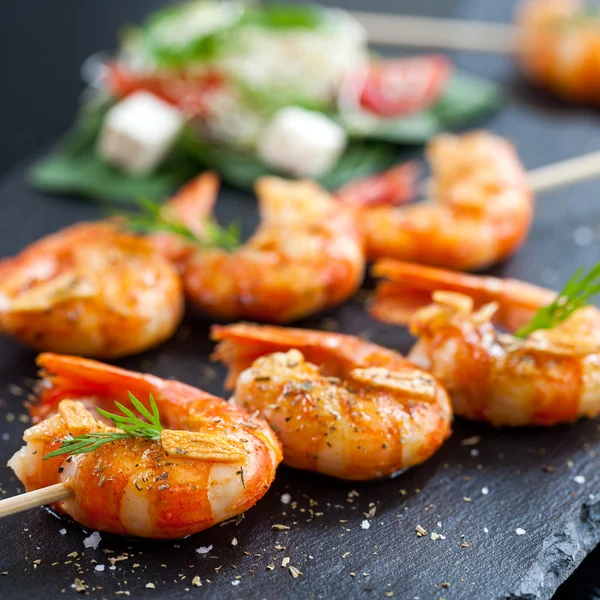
[517,0,600,104]
[9,353,282,539]
[0,223,183,358]
[370,262,600,426]
[348,131,533,271]
[211,324,452,480]
[156,174,365,323]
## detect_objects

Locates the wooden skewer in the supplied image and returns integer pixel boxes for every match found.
[527,150,600,194]
[0,483,71,519]
[419,148,600,197]
[351,10,517,54]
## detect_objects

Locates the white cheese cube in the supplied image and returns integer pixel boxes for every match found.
[97,91,184,175]
[257,107,347,178]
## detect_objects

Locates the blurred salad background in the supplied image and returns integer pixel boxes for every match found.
[2,0,501,203]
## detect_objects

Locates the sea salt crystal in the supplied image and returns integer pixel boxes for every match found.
[516,528,526,536]
[470,449,479,457]
[280,493,292,505]
[484,527,489,534]
[481,487,489,495]
[361,520,371,530]
[574,475,586,485]
[232,581,240,586]
[95,565,105,572]
[59,528,67,535]
[196,545,213,555]
[83,531,102,549]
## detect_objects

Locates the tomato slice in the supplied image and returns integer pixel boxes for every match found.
[106,62,226,117]
[359,55,452,118]
[335,161,421,208]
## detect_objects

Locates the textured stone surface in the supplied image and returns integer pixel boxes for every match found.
[1,0,600,598]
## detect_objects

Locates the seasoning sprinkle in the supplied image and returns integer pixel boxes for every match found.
[289,566,302,578]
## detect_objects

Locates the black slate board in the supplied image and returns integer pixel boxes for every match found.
[2,1,600,599]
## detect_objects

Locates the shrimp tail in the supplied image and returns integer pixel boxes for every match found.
[165,171,219,235]
[150,171,220,266]
[32,353,214,423]
[371,259,557,332]
[211,323,323,389]
[335,161,421,208]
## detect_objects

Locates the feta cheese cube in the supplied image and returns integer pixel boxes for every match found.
[257,107,347,178]
[97,91,184,175]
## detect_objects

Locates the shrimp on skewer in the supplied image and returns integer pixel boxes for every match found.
[211,324,452,481]
[517,0,600,105]
[154,174,365,323]
[0,223,184,359]
[370,261,600,426]
[10,353,282,539]
[347,131,533,271]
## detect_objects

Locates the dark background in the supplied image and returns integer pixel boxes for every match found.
[2,1,600,599]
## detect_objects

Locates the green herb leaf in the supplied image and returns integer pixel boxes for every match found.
[43,393,164,460]
[339,71,502,144]
[516,263,600,338]
[120,196,240,250]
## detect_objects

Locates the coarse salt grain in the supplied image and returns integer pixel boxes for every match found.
[59,529,67,535]
[83,531,102,549]
[590,494,596,500]
[280,493,292,505]
[470,449,479,457]
[95,565,105,572]
[196,545,213,555]
[361,520,371,530]
[484,528,489,534]
[481,487,489,495]
[232,581,240,586]
[516,528,526,536]
[574,475,586,485]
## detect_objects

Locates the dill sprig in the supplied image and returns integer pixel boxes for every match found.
[43,393,164,460]
[516,263,600,338]
[121,197,240,251]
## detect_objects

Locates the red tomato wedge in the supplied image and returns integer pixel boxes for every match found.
[359,55,452,118]
[335,161,421,208]
[106,62,226,117]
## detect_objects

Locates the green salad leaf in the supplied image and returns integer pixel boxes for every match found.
[240,3,324,30]
[29,99,200,204]
[181,129,399,192]
[339,71,502,144]
[139,2,325,68]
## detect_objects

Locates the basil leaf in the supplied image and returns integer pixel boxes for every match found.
[29,100,200,204]
[340,71,501,144]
